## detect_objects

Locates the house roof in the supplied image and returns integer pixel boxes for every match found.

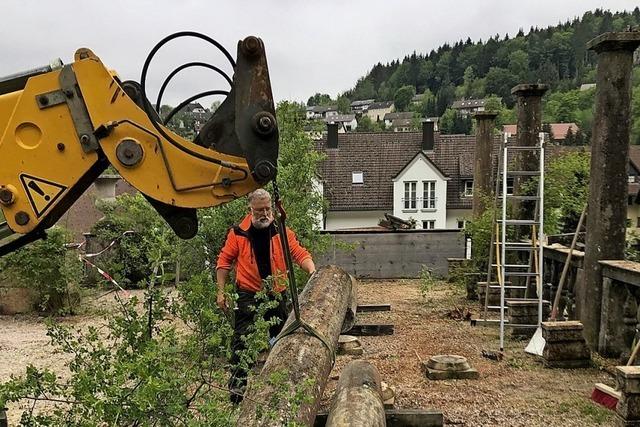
[316,131,498,211]
[350,99,375,107]
[452,99,487,109]
[307,105,337,113]
[368,101,394,110]
[630,146,640,173]
[325,114,355,123]
[384,112,414,121]
[392,151,449,180]
[503,123,580,140]
[391,118,413,128]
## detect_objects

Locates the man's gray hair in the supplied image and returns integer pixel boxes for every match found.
[248,188,272,205]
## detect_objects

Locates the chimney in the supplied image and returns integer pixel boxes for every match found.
[422,120,434,151]
[327,123,339,148]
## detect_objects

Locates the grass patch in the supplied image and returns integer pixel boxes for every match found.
[553,396,614,425]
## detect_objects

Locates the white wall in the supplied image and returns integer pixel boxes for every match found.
[393,155,447,229]
[628,203,640,229]
[446,208,472,229]
[325,210,386,230]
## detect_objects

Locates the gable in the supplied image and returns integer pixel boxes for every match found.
[393,152,448,182]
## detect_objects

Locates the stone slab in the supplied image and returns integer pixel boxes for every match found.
[347,324,394,336]
[511,83,549,96]
[543,358,591,369]
[587,32,640,52]
[618,366,640,394]
[426,355,471,372]
[424,365,479,380]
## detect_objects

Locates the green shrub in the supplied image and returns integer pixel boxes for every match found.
[0,227,82,314]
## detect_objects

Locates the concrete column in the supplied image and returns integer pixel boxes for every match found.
[599,277,630,357]
[578,32,640,349]
[472,112,498,218]
[510,83,548,224]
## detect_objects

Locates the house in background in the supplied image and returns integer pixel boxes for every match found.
[350,99,375,114]
[306,105,338,120]
[365,101,394,122]
[451,98,491,116]
[325,114,358,132]
[383,112,414,128]
[503,123,581,144]
[317,123,487,230]
[390,118,414,132]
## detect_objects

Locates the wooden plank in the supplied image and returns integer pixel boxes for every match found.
[315,409,444,427]
[347,324,394,336]
[356,303,392,313]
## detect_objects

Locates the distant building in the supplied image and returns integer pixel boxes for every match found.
[451,98,491,116]
[384,112,414,128]
[503,123,581,143]
[306,105,338,120]
[350,99,375,114]
[326,114,357,132]
[411,93,427,105]
[391,118,413,132]
[365,101,394,122]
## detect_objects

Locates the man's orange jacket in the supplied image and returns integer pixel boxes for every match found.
[216,214,312,293]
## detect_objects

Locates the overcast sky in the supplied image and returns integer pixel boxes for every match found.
[0,1,635,107]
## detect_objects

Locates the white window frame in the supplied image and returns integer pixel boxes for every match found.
[457,220,466,229]
[403,181,417,210]
[352,171,364,185]
[463,180,473,197]
[630,175,636,183]
[422,180,436,210]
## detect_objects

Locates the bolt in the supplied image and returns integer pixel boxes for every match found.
[253,160,276,183]
[252,111,276,137]
[124,148,134,159]
[241,36,262,57]
[57,143,65,151]
[64,89,74,98]
[39,95,49,106]
[15,211,29,226]
[0,188,14,205]
[80,134,91,145]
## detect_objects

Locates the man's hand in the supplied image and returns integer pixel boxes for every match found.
[216,292,227,312]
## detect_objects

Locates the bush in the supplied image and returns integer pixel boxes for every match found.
[0,227,82,314]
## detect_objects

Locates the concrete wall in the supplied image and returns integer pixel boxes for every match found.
[325,210,386,230]
[393,154,448,229]
[316,229,464,279]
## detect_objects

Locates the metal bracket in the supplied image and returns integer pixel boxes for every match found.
[36,90,66,109]
[58,65,99,153]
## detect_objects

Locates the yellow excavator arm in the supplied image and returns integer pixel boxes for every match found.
[0,34,279,255]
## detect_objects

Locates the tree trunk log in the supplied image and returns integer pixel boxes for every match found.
[236,265,355,426]
[325,360,386,427]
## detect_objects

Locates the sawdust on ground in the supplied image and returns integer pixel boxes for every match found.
[0,282,619,426]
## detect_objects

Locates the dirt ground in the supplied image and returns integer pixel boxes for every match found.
[0,280,619,426]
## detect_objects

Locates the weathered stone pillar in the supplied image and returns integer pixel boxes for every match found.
[472,111,498,218]
[599,276,630,357]
[578,32,640,349]
[616,366,640,426]
[541,321,591,368]
[510,83,548,226]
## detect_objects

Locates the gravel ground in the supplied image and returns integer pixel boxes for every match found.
[0,282,618,426]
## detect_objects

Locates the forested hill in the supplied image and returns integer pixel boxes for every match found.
[307,8,640,143]
[344,8,639,109]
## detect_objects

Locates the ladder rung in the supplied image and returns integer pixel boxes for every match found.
[506,171,541,176]
[505,195,540,201]
[503,271,539,277]
[471,319,539,328]
[492,264,531,268]
[502,220,539,225]
[489,285,528,289]
[504,246,537,251]
[505,146,542,151]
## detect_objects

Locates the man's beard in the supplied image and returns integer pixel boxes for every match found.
[253,217,272,229]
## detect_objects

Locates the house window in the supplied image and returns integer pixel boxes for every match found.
[423,181,436,209]
[463,180,473,197]
[352,171,364,184]
[499,177,515,196]
[423,220,435,229]
[404,181,417,210]
[630,176,636,183]
[637,217,640,228]
[627,218,633,228]
[457,220,466,229]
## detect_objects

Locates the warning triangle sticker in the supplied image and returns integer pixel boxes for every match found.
[19,174,67,218]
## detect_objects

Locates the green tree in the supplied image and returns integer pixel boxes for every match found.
[337,95,351,114]
[307,93,333,106]
[394,85,416,111]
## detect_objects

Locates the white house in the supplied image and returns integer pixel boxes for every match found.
[306,105,338,120]
[317,124,482,231]
[392,152,449,229]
